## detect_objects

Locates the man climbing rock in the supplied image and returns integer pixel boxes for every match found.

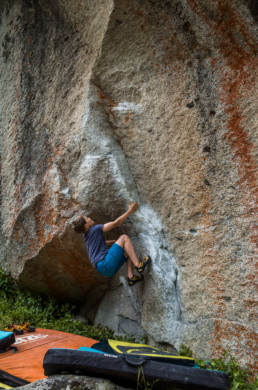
[72,202,151,286]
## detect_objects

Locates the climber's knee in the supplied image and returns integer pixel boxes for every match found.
[116,234,129,248]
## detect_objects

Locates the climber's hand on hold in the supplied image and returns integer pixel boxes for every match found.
[129,201,138,214]
[103,202,138,232]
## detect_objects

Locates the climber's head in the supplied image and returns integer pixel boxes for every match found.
[72,215,94,233]
[83,216,94,231]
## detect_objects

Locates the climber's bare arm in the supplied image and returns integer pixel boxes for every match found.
[103,202,138,233]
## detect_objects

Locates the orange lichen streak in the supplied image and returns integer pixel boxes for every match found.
[187,0,258,372]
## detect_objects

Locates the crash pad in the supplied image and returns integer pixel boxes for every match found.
[0,331,15,352]
[91,339,196,366]
[43,348,230,390]
[0,328,96,383]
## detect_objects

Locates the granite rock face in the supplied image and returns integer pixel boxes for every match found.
[17,375,132,390]
[0,0,257,371]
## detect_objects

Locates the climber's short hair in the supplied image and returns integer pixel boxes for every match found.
[72,215,86,233]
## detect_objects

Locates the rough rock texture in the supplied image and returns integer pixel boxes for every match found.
[17,375,132,390]
[0,0,257,371]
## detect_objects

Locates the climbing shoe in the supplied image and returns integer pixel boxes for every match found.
[135,255,151,274]
[21,322,35,332]
[128,274,144,287]
[4,325,23,335]
[4,323,35,334]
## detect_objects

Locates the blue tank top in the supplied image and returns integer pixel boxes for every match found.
[83,224,108,268]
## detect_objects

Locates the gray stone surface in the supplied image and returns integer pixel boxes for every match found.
[0,0,257,372]
[17,375,132,390]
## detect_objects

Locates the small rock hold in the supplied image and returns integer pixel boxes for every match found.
[204,179,211,186]
[203,146,211,153]
[183,21,190,31]
[186,102,194,108]
[189,229,197,234]
[115,19,123,26]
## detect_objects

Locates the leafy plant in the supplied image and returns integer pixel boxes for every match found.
[196,352,258,390]
[0,268,17,296]
[179,344,257,390]
[139,334,148,344]
[178,344,193,358]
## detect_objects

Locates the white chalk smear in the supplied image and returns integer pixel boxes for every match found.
[112,102,142,112]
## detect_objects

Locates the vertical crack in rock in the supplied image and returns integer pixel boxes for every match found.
[119,275,141,313]
[80,81,184,347]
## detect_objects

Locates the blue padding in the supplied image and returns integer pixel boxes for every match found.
[0,330,13,339]
[78,347,105,354]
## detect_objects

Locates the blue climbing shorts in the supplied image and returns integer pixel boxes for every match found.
[96,243,127,277]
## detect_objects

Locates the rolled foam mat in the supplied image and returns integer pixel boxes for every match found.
[43,348,230,390]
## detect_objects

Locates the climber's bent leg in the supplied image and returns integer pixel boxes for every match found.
[115,235,140,268]
[96,243,126,277]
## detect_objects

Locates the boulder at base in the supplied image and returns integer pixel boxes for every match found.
[13,375,133,390]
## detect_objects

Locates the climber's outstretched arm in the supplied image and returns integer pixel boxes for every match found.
[103,202,138,232]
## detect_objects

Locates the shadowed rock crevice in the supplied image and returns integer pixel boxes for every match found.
[246,0,258,21]
[19,230,108,301]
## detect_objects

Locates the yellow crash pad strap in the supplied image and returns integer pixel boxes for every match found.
[108,339,195,361]
[0,382,13,389]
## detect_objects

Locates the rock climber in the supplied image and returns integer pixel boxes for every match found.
[72,202,151,286]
